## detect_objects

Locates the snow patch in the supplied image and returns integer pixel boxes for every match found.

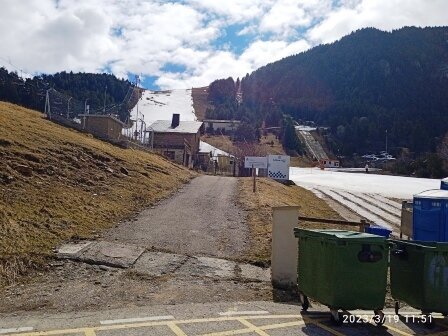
[290,167,440,199]
[199,141,232,158]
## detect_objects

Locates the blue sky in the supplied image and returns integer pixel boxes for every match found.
[1,0,447,90]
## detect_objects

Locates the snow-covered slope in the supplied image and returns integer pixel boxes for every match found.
[130,89,196,135]
[290,167,441,231]
[290,167,439,199]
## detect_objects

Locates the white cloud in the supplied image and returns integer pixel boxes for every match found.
[187,0,272,24]
[0,0,447,89]
[308,0,448,44]
[259,0,331,37]
[155,39,311,89]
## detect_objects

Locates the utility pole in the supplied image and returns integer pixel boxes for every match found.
[84,99,89,114]
[386,129,388,154]
[134,75,140,142]
[103,85,107,113]
[67,97,72,119]
[252,164,256,192]
[44,89,51,119]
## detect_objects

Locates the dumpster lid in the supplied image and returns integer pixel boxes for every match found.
[390,239,448,251]
[414,189,448,199]
[294,228,386,241]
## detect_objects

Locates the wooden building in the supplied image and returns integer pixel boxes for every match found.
[79,114,126,141]
[149,114,204,167]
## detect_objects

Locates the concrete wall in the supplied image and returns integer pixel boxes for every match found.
[271,206,299,289]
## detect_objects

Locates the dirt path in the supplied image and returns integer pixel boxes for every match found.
[0,176,272,314]
[107,175,248,259]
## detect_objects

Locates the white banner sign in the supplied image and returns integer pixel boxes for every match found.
[244,156,268,169]
[268,155,290,180]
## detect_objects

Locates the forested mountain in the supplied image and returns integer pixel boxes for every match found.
[206,27,448,160]
[240,27,448,156]
[0,68,133,121]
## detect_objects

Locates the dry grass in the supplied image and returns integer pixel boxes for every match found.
[191,87,211,121]
[238,177,358,263]
[201,134,238,154]
[258,134,286,155]
[203,133,314,167]
[290,156,315,167]
[202,134,287,157]
[0,102,194,285]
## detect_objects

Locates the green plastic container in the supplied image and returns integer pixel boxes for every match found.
[294,228,388,311]
[390,240,448,315]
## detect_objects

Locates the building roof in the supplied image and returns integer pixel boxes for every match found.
[148,120,203,134]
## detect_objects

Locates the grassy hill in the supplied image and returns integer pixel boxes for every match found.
[0,102,193,285]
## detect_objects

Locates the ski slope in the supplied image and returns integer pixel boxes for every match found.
[128,89,196,138]
[290,167,441,231]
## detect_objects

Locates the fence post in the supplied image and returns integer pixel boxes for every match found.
[359,219,369,232]
[271,206,300,289]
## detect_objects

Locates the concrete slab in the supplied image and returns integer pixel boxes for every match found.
[239,263,271,282]
[78,241,145,268]
[132,252,188,276]
[177,256,236,279]
[56,241,93,259]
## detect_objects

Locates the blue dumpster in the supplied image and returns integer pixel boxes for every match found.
[441,178,448,191]
[365,225,392,238]
[413,190,448,242]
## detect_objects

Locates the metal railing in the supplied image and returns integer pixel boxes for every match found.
[298,216,371,232]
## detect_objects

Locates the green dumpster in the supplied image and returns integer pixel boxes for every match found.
[294,228,389,325]
[390,240,448,322]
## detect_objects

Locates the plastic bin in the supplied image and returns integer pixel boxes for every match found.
[294,228,388,325]
[413,189,448,242]
[390,239,448,326]
[365,225,392,238]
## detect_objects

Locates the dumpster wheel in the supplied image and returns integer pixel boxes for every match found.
[330,309,342,326]
[374,310,385,326]
[394,301,400,315]
[299,293,309,312]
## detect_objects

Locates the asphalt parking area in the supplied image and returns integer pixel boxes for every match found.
[2,307,448,336]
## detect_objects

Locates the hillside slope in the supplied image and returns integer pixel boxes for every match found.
[241,27,448,155]
[0,102,193,284]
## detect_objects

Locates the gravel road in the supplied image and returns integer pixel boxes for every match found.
[107,175,249,259]
[0,176,274,314]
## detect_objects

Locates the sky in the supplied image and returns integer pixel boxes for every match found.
[0,0,447,90]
